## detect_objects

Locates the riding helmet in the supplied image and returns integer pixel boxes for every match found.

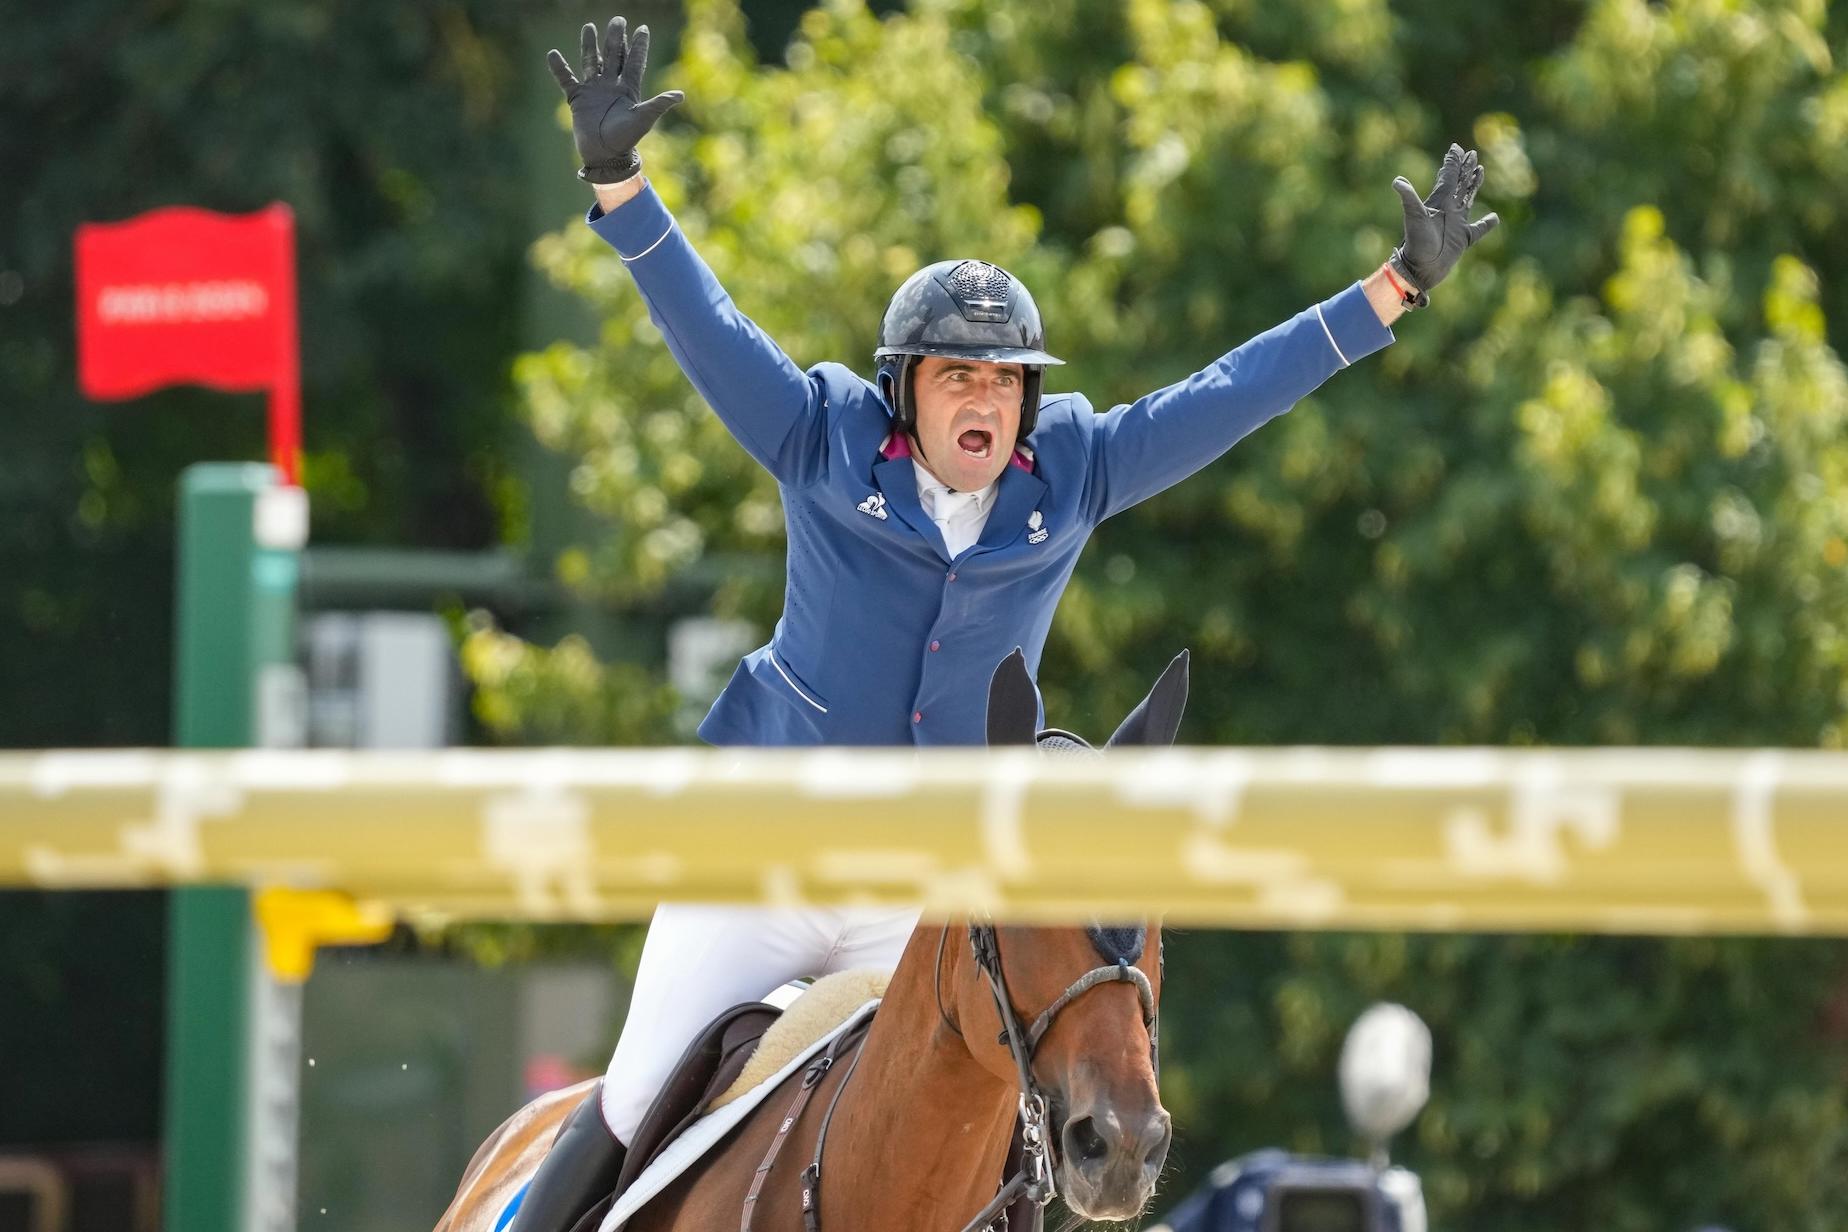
[873,259,1064,440]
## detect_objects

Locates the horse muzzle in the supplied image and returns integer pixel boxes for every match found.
[1055,1101,1172,1220]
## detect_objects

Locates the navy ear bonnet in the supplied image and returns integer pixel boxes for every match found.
[1034,728,1095,756]
[1086,923,1147,965]
[984,647,1191,752]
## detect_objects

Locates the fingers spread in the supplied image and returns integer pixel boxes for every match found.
[580,22,602,80]
[636,90,685,122]
[1429,146,1461,208]
[1392,176,1428,218]
[624,24,653,93]
[546,48,578,91]
[1463,163,1484,208]
[605,16,628,81]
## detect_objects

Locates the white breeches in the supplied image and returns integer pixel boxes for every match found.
[598,902,919,1143]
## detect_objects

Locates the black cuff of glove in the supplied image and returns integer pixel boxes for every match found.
[578,149,642,185]
[1387,250,1431,309]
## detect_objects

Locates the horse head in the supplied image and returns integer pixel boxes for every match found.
[946,647,1188,1221]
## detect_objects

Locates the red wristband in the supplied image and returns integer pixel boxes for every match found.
[1382,262,1416,302]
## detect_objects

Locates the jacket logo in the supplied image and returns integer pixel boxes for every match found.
[857,492,888,521]
[1027,509,1049,544]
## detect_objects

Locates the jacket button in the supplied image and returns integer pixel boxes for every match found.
[947,572,957,582]
[913,711,923,724]
[929,640,941,652]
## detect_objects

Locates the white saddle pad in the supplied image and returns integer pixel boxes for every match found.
[596,998,880,1232]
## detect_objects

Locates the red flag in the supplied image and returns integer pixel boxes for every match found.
[76,204,300,483]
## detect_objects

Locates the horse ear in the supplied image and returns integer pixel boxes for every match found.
[1105,649,1190,748]
[986,648,1040,747]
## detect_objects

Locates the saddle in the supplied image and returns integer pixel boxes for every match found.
[565,1000,780,1232]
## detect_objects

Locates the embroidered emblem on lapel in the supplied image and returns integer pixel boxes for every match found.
[857,492,889,521]
[1027,509,1049,545]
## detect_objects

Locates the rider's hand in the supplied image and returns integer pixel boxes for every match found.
[546,16,684,184]
[1387,143,1500,307]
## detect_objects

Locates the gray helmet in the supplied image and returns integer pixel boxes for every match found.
[873,259,1064,439]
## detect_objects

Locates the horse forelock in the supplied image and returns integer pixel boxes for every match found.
[1085,923,1146,966]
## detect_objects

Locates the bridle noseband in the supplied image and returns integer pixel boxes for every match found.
[939,921,1160,1232]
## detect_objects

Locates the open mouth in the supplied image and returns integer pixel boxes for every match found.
[957,428,994,460]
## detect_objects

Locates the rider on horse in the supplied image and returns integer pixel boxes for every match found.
[510,15,1499,1231]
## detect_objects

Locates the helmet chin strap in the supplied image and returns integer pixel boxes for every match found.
[907,431,951,488]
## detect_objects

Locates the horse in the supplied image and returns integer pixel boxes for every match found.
[435,647,1189,1232]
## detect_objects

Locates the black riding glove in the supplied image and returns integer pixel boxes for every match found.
[1387,143,1500,307]
[546,16,684,184]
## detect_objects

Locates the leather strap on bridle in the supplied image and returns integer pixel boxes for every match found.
[1023,960,1156,1054]
[958,1171,1033,1232]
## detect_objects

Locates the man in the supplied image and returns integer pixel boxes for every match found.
[507,16,1499,1231]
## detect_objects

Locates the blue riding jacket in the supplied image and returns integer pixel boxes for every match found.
[589,186,1393,748]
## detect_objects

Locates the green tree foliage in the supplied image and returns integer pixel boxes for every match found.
[965,0,1848,746]
[487,1,1848,1225]
[1162,930,1848,1231]
[0,0,550,745]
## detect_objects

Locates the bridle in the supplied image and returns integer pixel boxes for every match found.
[745,919,1158,1232]
[935,921,1160,1232]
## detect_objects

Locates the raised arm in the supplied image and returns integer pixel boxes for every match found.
[1084,143,1500,523]
[548,17,826,487]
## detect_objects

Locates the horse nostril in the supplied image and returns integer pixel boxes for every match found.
[1063,1115,1111,1168]
[1142,1114,1174,1170]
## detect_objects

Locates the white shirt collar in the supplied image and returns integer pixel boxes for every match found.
[912,466,997,518]
[912,463,998,557]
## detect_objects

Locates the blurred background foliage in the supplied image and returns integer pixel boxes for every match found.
[6,0,1848,1226]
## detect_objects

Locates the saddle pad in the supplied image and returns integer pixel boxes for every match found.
[711,969,889,1109]
[596,999,881,1232]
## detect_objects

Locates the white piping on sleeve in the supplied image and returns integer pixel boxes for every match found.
[769,650,828,713]
[1315,303,1351,368]
[620,224,673,264]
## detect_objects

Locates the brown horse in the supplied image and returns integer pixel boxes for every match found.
[436,649,1188,1232]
